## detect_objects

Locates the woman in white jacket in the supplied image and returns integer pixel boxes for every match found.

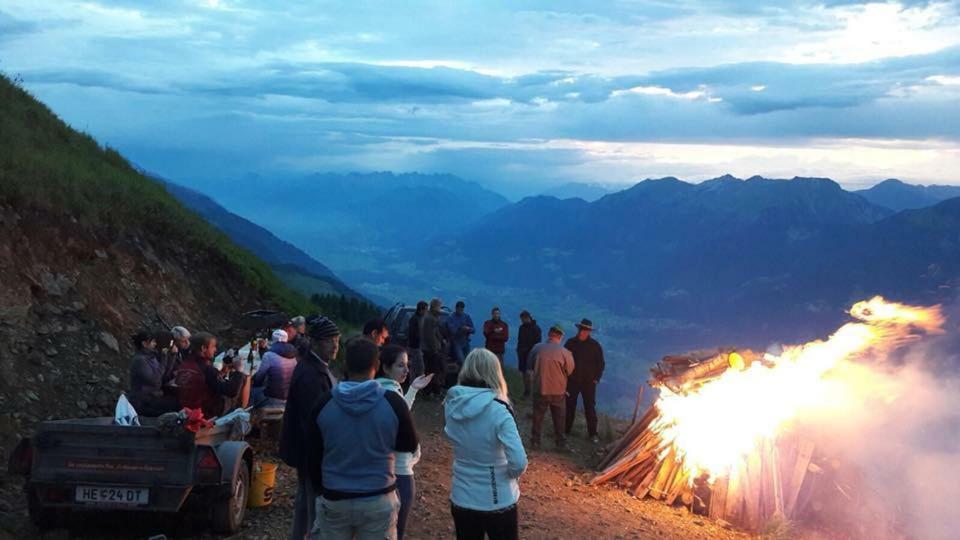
[444,348,528,540]
[375,345,433,540]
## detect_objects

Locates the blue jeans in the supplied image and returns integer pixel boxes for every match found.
[314,492,400,540]
[396,475,415,540]
[450,341,469,365]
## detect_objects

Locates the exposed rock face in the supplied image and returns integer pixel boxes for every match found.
[0,204,276,464]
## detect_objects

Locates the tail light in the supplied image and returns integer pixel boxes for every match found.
[195,446,221,484]
[8,438,32,475]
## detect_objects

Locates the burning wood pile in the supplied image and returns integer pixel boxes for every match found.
[591,297,945,532]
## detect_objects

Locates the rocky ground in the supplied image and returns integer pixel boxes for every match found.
[1,393,754,540]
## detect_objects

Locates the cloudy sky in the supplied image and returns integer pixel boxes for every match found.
[2,0,959,196]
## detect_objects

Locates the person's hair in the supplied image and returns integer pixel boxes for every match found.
[416,300,428,313]
[171,326,191,340]
[363,319,388,336]
[154,329,174,347]
[345,337,380,375]
[455,300,465,309]
[520,310,531,319]
[459,348,509,402]
[491,306,500,313]
[376,345,407,377]
[430,298,443,311]
[190,332,216,351]
[132,329,154,349]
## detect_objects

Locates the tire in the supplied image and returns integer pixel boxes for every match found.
[212,464,249,534]
[27,488,62,530]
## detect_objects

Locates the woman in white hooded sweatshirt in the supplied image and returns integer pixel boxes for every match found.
[444,348,528,540]
[375,344,433,540]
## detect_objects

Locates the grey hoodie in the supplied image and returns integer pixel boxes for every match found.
[308,380,418,498]
[444,385,528,511]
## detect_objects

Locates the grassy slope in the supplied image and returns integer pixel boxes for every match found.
[0,74,314,317]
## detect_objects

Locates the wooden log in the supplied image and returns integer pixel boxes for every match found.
[630,386,646,424]
[743,448,763,531]
[666,468,691,505]
[784,439,815,517]
[632,465,659,499]
[650,451,678,499]
[708,476,729,520]
[724,460,746,525]
[760,438,778,521]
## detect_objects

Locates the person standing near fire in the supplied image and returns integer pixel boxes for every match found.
[564,318,605,444]
[516,311,542,398]
[529,325,574,450]
[483,307,509,365]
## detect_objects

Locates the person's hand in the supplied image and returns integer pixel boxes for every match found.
[411,374,434,390]
[171,344,178,354]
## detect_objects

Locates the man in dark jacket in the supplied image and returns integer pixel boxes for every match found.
[564,319,605,443]
[516,311,542,398]
[173,332,246,418]
[421,298,446,397]
[306,337,418,539]
[407,301,427,380]
[483,307,509,365]
[280,316,340,540]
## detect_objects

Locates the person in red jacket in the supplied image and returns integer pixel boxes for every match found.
[173,332,245,418]
[483,307,510,365]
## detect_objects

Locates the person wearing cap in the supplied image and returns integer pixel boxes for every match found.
[529,325,575,450]
[280,316,341,540]
[445,300,475,366]
[564,318,605,444]
[483,307,509,366]
[249,329,298,408]
[421,298,446,397]
[516,311,542,398]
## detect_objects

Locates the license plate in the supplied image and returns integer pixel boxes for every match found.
[75,486,149,505]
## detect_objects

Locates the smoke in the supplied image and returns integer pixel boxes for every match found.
[796,304,960,539]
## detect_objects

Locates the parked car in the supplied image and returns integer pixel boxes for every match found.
[383,302,450,347]
[9,416,253,534]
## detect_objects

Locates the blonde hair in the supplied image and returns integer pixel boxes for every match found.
[459,348,510,402]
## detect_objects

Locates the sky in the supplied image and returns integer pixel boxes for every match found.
[2,0,960,197]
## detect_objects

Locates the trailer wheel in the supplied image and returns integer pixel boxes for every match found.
[212,464,249,534]
[27,489,61,529]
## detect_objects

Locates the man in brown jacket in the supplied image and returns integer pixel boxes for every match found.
[529,325,575,450]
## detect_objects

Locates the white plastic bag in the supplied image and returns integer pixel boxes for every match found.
[114,393,141,426]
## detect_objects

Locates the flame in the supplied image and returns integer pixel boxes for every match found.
[652,296,944,479]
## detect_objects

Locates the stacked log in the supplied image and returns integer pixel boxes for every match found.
[591,403,816,532]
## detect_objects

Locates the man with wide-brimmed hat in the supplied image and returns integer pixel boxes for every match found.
[564,318,605,444]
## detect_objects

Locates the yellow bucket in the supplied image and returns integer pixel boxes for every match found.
[247,462,278,508]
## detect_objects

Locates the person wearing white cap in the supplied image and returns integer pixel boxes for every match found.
[250,329,298,408]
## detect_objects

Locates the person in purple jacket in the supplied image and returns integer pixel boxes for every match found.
[250,329,298,408]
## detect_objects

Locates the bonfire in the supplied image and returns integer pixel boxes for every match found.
[592,297,944,532]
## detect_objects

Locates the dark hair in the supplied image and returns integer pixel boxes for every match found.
[416,301,428,313]
[190,332,216,351]
[363,319,387,336]
[492,306,501,313]
[345,337,380,375]
[132,329,154,349]
[376,345,408,377]
[455,300,465,309]
[519,310,531,319]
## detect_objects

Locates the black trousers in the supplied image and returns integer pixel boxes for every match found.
[424,351,447,395]
[565,379,598,436]
[451,503,518,540]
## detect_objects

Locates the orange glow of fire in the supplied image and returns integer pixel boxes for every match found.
[651,296,944,479]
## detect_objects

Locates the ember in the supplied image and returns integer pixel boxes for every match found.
[592,297,944,532]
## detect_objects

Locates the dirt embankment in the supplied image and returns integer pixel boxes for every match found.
[0,203,282,514]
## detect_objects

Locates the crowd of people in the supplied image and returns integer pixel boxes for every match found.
[124,299,605,540]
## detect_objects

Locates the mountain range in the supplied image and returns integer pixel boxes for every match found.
[160,180,364,301]
[856,178,960,212]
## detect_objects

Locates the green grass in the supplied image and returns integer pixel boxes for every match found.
[0,73,314,318]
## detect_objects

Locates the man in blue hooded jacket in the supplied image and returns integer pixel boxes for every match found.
[307,337,418,540]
